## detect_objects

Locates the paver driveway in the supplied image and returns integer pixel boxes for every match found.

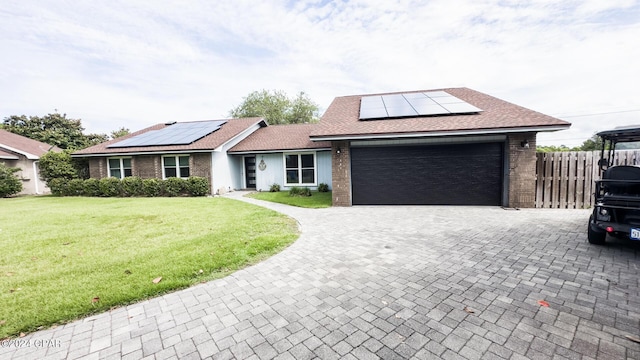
[2,193,639,360]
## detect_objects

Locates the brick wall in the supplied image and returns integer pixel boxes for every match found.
[88,154,212,181]
[134,155,161,178]
[507,133,537,208]
[190,153,212,184]
[88,158,106,178]
[331,141,352,206]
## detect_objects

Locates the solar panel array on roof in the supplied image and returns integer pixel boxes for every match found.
[108,120,227,148]
[359,91,482,120]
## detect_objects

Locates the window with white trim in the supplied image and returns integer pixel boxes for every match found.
[108,158,132,179]
[163,155,190,178]
[284,153,316,185]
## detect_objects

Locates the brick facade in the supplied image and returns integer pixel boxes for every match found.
[331,141,352,206]
[134,155,162,178]
[88,158,107,179]
[507,132,537,208]
[190,153,212,185]
[88,153,212,182]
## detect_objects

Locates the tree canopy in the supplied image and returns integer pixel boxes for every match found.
[2,113,109,150]
[230,90,320,125]
[110,127,130,139]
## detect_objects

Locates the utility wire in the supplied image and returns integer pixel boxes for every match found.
[553,109,640,118]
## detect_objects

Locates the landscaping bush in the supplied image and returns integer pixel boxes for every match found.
[121,176,144,197]
[66,178,85,196]
[269,183,281,192]
[0,163,22,197]
[38,151,79,183]
[289,186,311,197]
[317,183,329,192]
[82,178,101,197]
[48,178,68,196]
[186,176,209,196]
[163,177,186,197]
[99,177,121,197]
[142,178,162,197]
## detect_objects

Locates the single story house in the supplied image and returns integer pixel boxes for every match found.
[72,87,570,207]
[0,129,61,195]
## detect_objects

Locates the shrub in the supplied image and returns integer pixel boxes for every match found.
[317,183,329,192]
[186,177,209,196]
[99,177,121,197]
[121,176,144,197]
[38,151,78,183]
[0,163,22,197]
[48,178,68,196]
[66,178,85,196]
[269,183,281,192]
[289,186,311,197]
[163,177,185,197]
[142,178,162,197]
[82,178,101,197]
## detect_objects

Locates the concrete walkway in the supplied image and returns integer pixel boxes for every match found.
[2,192,639,359]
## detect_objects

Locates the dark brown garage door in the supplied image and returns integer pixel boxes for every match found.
[351,142,504,205]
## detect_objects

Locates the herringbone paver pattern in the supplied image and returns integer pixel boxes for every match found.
[2,193,639,359]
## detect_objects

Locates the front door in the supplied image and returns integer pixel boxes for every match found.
[244,156,256,189]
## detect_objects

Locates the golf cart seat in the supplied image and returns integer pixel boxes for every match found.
[602,165,640,196]
[603,165,640,180]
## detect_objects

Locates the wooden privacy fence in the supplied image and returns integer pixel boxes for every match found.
[535,150,640,209]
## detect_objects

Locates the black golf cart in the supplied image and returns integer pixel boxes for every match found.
[588,125,640,244]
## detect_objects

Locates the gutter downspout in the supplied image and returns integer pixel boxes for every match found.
[33,161,40,194]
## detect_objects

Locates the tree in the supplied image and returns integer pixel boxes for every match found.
[2,113,109,150]
[578,134,603,151]
[110,127,130,139]
[0,163,22,197]
[230,90,320,125]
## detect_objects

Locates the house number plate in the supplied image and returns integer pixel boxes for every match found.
[630,228,640,241]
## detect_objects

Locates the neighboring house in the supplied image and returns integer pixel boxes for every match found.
[310,87,571,207]
[0,129,61,195]
[71,87,571,207]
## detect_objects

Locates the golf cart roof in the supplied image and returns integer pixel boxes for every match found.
[597,125,640,142]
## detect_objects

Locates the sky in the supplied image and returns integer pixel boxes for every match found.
[1,0,639,147]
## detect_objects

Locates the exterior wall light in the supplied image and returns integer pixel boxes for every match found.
[520,140,529,149]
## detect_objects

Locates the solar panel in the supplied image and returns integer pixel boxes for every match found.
[359,91,481,120]
[108,120,227,148]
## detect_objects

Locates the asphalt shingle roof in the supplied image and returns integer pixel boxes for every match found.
[0,129,61,159]
[229,124,331,153]
[73,118,265,156]
[310,87,570,139]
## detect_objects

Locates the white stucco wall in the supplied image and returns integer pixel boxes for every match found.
[1,156,49,195]
[250,150,332,191]
[210,122,263,194]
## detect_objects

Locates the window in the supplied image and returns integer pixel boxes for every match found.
[108,158,132,179]
[284,153,316,185]
[163,155,190,178]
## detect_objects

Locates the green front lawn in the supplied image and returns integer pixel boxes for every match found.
[246,191,332,208]
[0,197,298,339]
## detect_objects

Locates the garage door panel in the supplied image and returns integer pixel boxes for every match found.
[351,143,503,205]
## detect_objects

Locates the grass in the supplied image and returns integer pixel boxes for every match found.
[246,191,332,208]
[0,196,298,339]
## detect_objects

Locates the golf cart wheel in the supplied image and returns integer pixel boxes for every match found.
[588,216,606,245]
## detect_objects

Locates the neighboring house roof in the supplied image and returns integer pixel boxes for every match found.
[229,124,332,153]
[0,129,61,159]
[73,118,266,156]
[310,87,571,140]
[0,148,20,160]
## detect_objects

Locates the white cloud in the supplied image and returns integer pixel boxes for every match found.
[0,0,639,146]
